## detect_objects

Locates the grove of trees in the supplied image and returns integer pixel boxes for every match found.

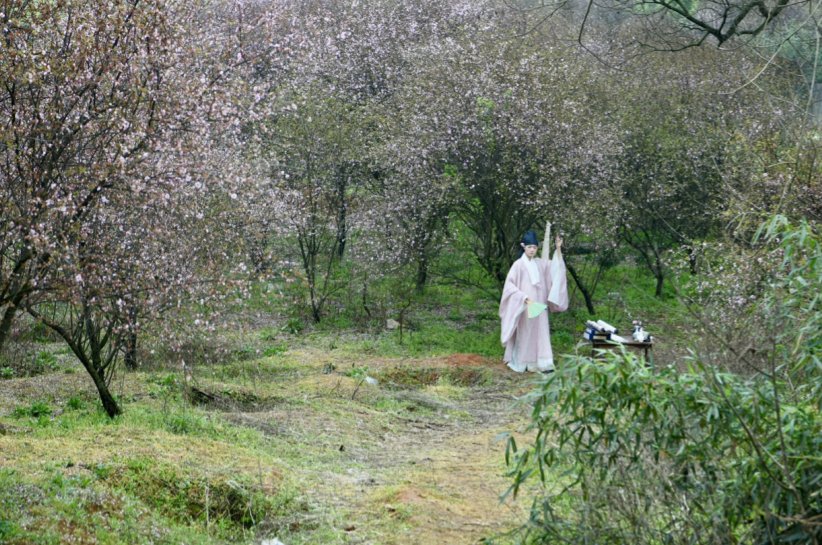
[1,0,820,542]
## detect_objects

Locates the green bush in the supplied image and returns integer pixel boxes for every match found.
[282,317,304,335]
[0,519,16,542]
[12,401,53,419]
[28,351,59,375]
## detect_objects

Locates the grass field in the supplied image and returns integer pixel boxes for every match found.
[0,263,691,544]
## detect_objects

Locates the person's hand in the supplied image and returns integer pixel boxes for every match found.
[555,234,563,251]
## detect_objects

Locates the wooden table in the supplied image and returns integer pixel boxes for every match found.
[590,339,654,364]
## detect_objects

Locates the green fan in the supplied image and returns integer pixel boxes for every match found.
[527,302,547,318]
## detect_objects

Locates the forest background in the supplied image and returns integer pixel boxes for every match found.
[0,0,820,544]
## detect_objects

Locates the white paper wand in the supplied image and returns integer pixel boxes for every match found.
[541,221,551,260]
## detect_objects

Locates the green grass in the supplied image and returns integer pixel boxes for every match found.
[0,467,227,545]
[276,261,690,365]
[0,254,703,544]
[194,248,696,373]
[10,410,266,463]
[0,392,324,543]
[104,457,300,540]
[329,322,501,358]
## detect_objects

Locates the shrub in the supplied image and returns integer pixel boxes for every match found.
[12,401,53,419]
[31,351,59,375]
[0,346,60,379]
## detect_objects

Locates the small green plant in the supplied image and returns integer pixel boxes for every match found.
[164,412,207,435]
[0,519,17,542]
[345,365,373,400]
[282,317,304,335]
[0,367,13,379]
[31,350,59,374]
[232,345,258,361]
[66,396,85,410]
[263,342,288,357]
[344,365,369,380]
[91,463,114,480]
[259,327,281,342]
[148,373,181,401]
[12,400,53,419]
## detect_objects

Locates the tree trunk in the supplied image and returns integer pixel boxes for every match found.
[308,275,323,323]
[123,307,139,370]
[336,201,347,260]
[653,246,665,298]
[27,306,123,418]
[415,253,428,294]
[566,261,595,315]
[687,245,699,274]
[0,248,34,352]
[123,331,138,370]
[63,334,122,417]
[622,229,667,298]
[0,303,20,353]
[298,232,322,323]
[86,363,122,418]
[361,277,371,319]
[335,166,348,260]
[654,269,665,298]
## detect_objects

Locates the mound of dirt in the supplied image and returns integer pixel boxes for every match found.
[444,353,498,367]
[393,486,428,505]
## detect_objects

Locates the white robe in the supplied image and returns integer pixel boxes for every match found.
[499,250,569,372]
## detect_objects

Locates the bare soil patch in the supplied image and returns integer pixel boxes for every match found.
[445,353,499,367]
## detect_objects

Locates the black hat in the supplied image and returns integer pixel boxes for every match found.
[521,230,539,246]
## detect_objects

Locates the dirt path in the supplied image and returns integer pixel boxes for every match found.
[227,351,539,544]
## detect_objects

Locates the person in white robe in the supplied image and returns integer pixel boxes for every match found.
[499,226,569,373]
